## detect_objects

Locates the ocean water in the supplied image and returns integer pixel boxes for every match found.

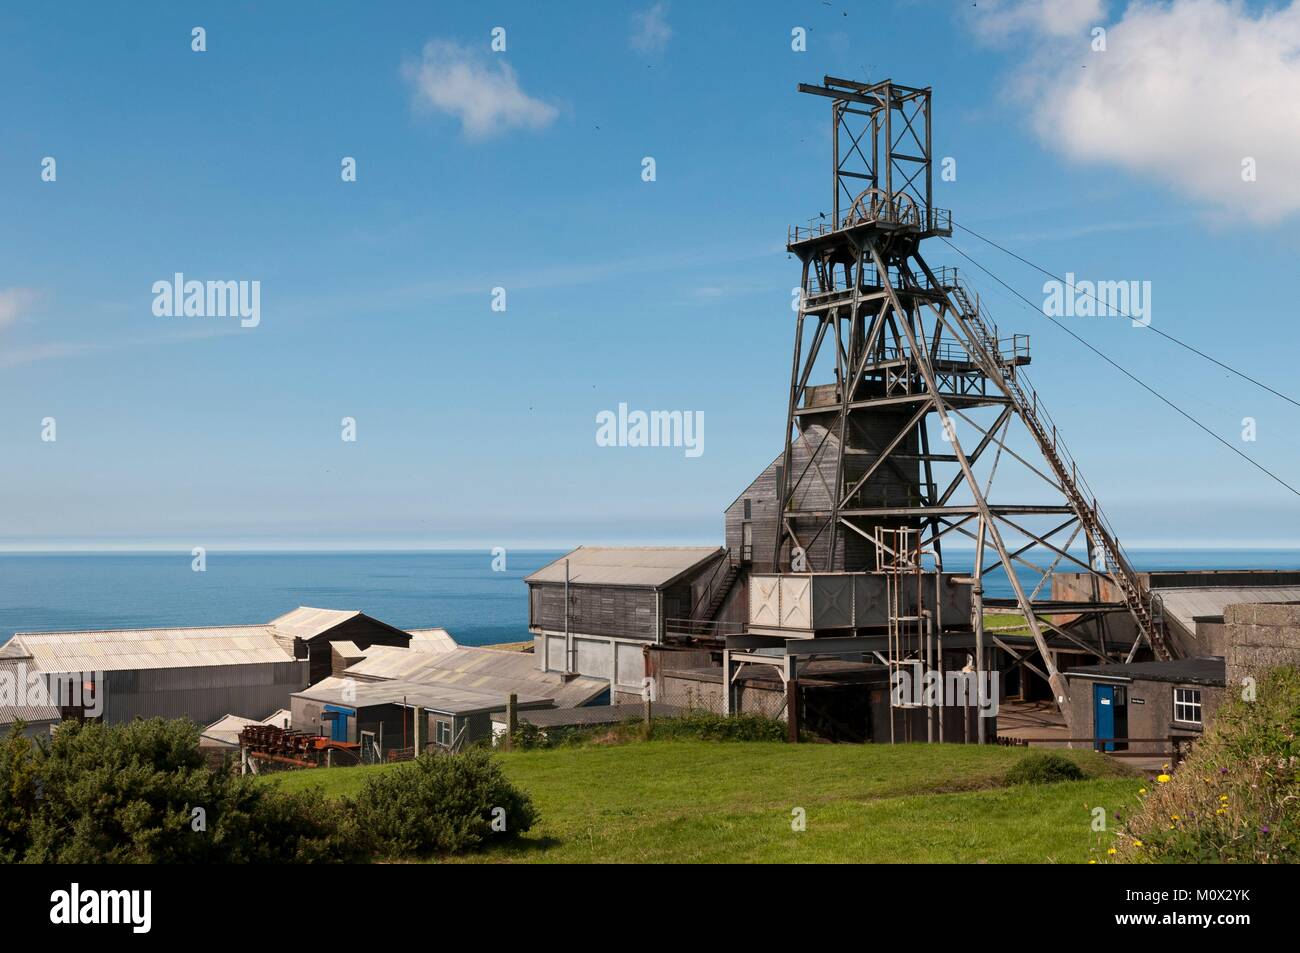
[1,548,1298,644]
[0,550,565,645]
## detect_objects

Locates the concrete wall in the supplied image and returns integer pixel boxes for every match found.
[1224,602,1300,689]
[534,631,646,696]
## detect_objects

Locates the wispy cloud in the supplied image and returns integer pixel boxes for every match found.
[0,324,238,369]
[402,39,558,139]
[0,287,39,329]
[965,0,1300,224]
[630,3,672,55]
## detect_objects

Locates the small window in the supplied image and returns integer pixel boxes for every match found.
[436,720,453,746]
[743,498,752,519]
[1173,687,1202,726]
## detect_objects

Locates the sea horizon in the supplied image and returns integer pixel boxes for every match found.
[3,547,1300,645]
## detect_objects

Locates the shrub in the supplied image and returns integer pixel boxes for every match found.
[1109,667,1300,864]
[214,785,371,864]
[647,709,789,743]
[0,725,41,863]
[350,748,536,857]
[1005,752,1086,785]
[24,718,366,863]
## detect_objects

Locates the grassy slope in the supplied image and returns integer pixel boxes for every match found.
[272,741,1135,863]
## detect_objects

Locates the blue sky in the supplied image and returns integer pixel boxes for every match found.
[1,0,1298,551]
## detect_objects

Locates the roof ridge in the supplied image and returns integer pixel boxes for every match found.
[13,623,275,638]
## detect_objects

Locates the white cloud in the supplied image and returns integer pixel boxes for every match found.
[970,0,1300,223]
[402,40,558,139]
[630,3,672,55]
[968,0,1105,40]
[0,287,38,329]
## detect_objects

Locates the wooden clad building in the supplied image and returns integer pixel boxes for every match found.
[525,547,728,698]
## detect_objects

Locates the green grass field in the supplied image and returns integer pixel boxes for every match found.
[270,741,1141,863]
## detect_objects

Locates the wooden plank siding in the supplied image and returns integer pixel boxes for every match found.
[725,418,920,574]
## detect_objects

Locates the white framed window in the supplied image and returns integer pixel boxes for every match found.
[1173,687,1202,726]
[436,719,453,746]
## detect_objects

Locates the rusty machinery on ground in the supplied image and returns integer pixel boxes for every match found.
[238,723,361,769]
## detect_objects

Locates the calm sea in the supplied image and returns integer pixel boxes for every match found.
[2,548,1298,644]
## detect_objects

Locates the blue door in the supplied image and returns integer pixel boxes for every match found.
[1093,685,1115,752]
[324,704,353,742]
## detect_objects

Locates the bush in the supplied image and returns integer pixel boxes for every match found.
[0,726,41,863]
[21,718,366,863]
[214,785,371,864]
[647,709,790,743]
[350,748,536,857]
[1005,752,1086,785]
[1109,667,1300,864]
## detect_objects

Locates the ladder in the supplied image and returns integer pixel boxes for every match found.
[946,278,1174,660]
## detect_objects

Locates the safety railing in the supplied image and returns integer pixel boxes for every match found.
[664,617,746,639]
[788,204,951,244]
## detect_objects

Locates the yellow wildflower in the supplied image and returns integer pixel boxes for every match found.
[1157,774,1171,783]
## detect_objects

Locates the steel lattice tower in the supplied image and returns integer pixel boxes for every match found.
[772,77,1174,707]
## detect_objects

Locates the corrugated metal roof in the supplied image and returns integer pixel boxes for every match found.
[261,708,291,728]
[406,628,458,653]
[269,606,360,640]
[199,713,260,746]
[295,676,552,716]
[491,703,685,728]
[199,707,292,746]
[343,645,608,708]
[0,658,63,724]
[1154,586,1300,633]
[8,625,296,673]
[523,546,724,588]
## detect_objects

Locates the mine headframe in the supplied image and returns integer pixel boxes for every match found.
[768,77,1174,714]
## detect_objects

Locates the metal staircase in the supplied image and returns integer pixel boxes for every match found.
[699,562,741,622]
[945,277,1174,661]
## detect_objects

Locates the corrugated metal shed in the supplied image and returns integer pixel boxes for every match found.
[0,657,61,725]
[9,625,296,673]
[295,676,551,716]
[1155,586,1300,634]
[343,644,608,708]
[524,545,724,588]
